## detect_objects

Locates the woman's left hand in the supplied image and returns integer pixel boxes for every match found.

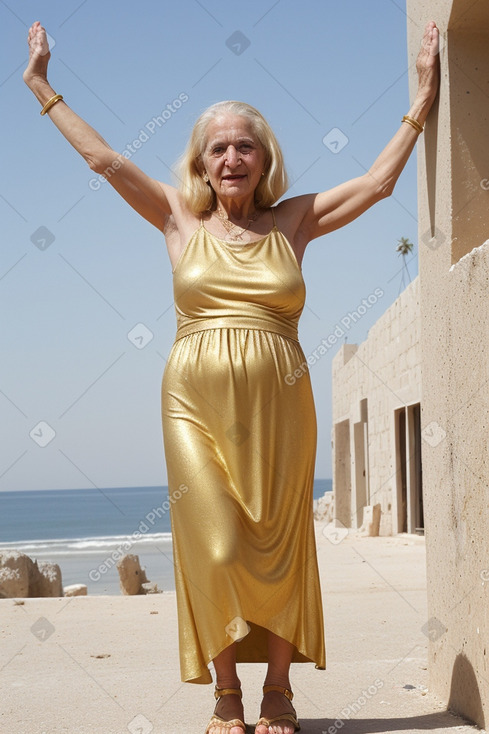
[415,21,440,104]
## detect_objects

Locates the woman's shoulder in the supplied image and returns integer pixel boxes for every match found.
[162,191,201,259]
[274,194,317,233]
[157,182,186,211]
[275,193,316,216]
[273,194,320,261]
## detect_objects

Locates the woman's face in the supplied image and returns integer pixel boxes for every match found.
[201,113,266,204]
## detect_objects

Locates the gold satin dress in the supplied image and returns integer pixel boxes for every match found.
[161,208,326,684]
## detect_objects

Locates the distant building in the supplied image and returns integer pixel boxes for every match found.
[332,277,422,536]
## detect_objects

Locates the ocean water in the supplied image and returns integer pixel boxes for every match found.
[0,479,332,596]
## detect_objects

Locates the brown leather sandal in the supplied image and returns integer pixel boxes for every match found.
[205,686,246,734]
[255,684,300,732]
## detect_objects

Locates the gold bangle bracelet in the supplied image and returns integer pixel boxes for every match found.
[40,94,64,116]
[402,115,424,134]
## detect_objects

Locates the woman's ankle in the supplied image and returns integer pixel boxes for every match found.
[216,677,241,690]
[263,676,292,690]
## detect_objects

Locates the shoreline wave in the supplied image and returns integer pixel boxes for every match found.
[0,531,173,555]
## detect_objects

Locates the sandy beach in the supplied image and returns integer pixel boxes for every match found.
[1,524,481,734]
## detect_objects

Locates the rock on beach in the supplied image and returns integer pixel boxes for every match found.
[0,550,63,598]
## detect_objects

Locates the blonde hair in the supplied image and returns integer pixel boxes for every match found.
[175,101,289,215]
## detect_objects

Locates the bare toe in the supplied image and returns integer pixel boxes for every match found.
[206,690,245,734]
[256,688,299,734]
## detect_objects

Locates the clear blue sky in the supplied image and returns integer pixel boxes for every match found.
[1,0,423,491]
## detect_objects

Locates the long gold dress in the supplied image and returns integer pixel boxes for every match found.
[161,208,326,684]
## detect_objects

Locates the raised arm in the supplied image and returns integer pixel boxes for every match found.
[23,21,173,232]
[288,21,440,247]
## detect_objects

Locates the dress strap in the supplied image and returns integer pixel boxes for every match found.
[270,206,277,228]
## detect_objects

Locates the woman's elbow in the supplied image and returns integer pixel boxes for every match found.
[85,154,100,173]
[85,149,119,176]
[376,179,396,201]
[363,172,395,205]
[86,154,107,175]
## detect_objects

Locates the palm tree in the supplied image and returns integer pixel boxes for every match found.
[396,237,414,294]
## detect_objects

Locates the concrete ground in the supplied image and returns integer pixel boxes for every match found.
[0,526,484,734]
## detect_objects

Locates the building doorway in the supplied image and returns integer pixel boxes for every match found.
[395,403,423,533]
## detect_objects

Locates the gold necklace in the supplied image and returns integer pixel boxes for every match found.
[212,207,261,242]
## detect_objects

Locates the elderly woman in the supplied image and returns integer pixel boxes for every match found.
[24,20,439,734]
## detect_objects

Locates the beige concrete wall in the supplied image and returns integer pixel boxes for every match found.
[407,0,489,726]
[332,277,421,536]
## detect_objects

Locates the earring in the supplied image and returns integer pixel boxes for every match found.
[261,172,265,177]
[203,172,209,182]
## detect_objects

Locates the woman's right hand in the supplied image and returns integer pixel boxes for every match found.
[23,21,51,88]
[21,19,175,239]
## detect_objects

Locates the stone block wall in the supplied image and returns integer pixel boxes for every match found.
[407,0,489,725]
